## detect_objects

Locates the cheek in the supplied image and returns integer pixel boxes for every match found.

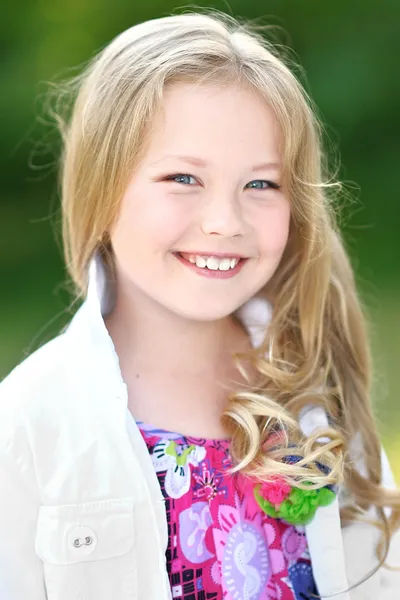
[112,188,187,252]
[259,203,291,254]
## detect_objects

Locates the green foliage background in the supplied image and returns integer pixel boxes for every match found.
[1,1,399,477]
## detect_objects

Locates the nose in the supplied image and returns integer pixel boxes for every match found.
[200,192,249,238]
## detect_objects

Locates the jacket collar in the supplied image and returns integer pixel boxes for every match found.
[70,251,350,598]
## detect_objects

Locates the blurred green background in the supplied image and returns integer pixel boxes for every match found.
[1,1,399,478]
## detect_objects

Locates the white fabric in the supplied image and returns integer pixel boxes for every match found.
[0,251,398,599]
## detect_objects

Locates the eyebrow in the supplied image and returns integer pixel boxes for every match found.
[150,155,281,172]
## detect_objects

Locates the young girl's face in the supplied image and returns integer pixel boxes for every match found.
[109,81,291,321]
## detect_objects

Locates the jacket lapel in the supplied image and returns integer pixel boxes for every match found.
[299,406,350,598]
[305,497,350,599]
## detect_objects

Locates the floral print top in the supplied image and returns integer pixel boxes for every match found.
[137,421,319,600]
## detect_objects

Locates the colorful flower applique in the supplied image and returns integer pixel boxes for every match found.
[253,460,337,526]
[260,476,292,506]
[152,438,206,498]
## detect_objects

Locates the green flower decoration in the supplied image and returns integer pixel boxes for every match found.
[254,483,336,526]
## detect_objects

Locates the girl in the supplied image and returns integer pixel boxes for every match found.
[0,10,399,600]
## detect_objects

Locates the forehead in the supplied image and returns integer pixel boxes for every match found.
[142,81,283,167]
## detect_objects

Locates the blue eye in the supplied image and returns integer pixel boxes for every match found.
[166,173,197,185]
[164,173,281,190]
[245,180,280,190]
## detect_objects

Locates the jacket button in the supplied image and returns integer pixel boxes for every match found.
[73,535,93,547]
[68,526,97,556]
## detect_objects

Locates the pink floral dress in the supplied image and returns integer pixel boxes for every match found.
[137,421,318,600]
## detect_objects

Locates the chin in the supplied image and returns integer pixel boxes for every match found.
[168,300,245,323]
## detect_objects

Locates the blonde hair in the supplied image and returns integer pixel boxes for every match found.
[51,8,399,584]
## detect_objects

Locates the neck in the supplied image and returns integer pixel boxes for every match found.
[104,281,251,378]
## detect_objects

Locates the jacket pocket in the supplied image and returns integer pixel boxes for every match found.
[35,498,136,600]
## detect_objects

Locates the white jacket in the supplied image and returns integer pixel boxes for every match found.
[0,253,398,600]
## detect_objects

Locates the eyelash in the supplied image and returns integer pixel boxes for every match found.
[163,173,281,190]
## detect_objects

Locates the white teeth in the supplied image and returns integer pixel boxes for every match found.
[188,255,240,270]
[229,258,238,269]
[205,257,220,270]
[218,258,232,271]
[195,256,207,268]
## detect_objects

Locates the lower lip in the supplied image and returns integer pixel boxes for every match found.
[173,253,248,279]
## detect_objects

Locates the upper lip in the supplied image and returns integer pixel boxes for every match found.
[176,251,248,259]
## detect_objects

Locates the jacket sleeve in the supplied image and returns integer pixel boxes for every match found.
[379,447,400,599]
[340,443,400,598]
[0,380,47,599]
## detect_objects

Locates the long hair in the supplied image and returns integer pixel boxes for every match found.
[51,9,399,577]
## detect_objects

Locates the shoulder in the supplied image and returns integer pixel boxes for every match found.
[0,331,78,441]
[347,431,397,489]
[1,331,71,396]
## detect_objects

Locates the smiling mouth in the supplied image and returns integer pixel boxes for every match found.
[173,251,248,278]
[175,252,242,269]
